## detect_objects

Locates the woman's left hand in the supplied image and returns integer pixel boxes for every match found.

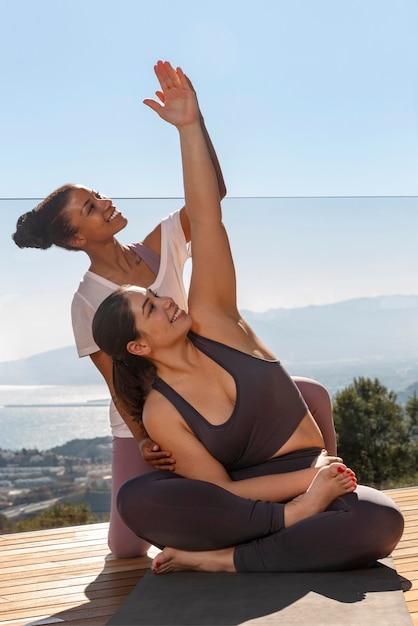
[139,437,176,471]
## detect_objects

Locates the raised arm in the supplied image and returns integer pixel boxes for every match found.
[148,67,226,205]
[199,113,227,201]
[144,61,236,326]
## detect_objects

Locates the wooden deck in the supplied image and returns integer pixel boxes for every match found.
[0,486,417,626]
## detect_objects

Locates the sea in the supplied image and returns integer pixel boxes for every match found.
[0,384,112,451]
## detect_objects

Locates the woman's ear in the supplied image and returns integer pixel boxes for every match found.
[126,339,151,357]
[69,233,87,249]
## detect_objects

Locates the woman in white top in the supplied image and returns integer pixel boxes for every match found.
[12,82,336,559]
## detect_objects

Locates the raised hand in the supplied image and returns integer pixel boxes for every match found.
[143,60,199,128]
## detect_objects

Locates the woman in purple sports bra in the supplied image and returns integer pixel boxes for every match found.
[92,61,404,574]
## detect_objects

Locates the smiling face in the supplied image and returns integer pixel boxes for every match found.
[125,287,191,356]
[63,185,128,248]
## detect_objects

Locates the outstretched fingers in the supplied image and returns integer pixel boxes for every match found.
[154,60,177,91]
[153,60,188,94]
[143,60,198,126]
[143,61,172,113]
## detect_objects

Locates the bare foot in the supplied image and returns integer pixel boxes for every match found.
[284,463,356,528]
[151,464,356,575]
[152,546,236,575]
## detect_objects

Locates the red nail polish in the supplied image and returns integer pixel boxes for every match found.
[337,466,344,473]
[155,561,161,568]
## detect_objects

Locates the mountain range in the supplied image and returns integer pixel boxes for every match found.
[1,295,418,399]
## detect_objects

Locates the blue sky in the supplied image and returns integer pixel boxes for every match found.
[1,0,418,361]
[1,0,417,197]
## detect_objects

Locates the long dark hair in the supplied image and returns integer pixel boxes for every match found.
[92,287,157,422]
[12,184,80,251]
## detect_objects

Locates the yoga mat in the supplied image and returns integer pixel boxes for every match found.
[107,557,412,626]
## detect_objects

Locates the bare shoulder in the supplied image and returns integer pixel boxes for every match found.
[142,223,162,255]
[143,388,190,436]
[143,388,169,420]
[141,207,189,254]
[191,313,277,360]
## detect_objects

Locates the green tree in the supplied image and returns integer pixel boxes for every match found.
[15,502,97,532]
[405,392,418,476]
[333,377,411,486]
[405,391,418,438]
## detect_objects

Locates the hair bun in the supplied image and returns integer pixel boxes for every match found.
[12,210,51,249]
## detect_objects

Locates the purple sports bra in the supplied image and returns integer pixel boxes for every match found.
[129,243,160,275]
[152,332,308,471]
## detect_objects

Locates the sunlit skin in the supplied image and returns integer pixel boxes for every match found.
[65,186,127,243]
[124,288,192,361]
[62,187,160,287]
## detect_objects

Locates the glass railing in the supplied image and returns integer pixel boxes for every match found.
[2,195,418,413]
[1,196,418,519]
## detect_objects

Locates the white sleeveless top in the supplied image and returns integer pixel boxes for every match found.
[71,210,191,437]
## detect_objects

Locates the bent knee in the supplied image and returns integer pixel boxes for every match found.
[378,505,404,554]
[353,496,404,562]
[108,535,150,559]
[116,477,140,524]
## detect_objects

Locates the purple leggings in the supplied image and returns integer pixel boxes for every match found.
[117,448,404,572]
[292,377,336,455]
[107,378,336,558]
[108,437,153,558]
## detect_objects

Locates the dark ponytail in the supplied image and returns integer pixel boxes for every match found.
[93,287,157,422]
[12,184,80,251]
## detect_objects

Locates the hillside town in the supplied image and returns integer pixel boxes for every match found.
[0,437,112,527]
